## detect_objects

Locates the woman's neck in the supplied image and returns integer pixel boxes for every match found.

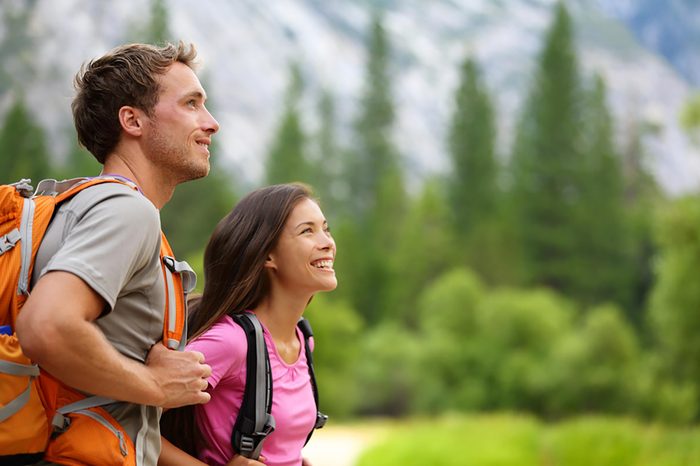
[252,290,310,343]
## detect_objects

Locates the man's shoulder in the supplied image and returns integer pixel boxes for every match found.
[64,181,159,225]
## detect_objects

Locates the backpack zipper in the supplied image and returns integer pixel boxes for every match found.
[72,409,128,456]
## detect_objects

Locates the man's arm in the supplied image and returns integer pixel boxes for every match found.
[16,271,211,408]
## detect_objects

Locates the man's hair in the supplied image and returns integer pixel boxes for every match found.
[72,41,198,163]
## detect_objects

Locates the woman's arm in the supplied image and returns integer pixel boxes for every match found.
[158,437,208,466]
[158,437,267,466]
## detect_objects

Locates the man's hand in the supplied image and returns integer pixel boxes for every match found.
[146,343,212,408]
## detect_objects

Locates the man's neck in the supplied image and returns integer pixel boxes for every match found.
[102,152,175,209]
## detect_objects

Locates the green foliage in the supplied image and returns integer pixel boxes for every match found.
[357,415,541,466]
[160,159,237,259]
[619,115,661,324]
[346,12,402,219]
[648,196,700,419]
[0,2,38,95]
[129,0,172,45]
[308,89,344,217]
[548,417,700,466]
[336,12,407,325]
[636,360,698,424]
[447,56,499,236]
[59,138,102,179]
[546,305,640,417]
[414,268,487,412]
[356,415,700,466]
[265,63,310,185]
[383,180,455,327]
[509,3,633,312]
[574,76,632,308]
[0,96,51,184]
[681,92,700,144]
[509,2,586,292]
[475,289,573,411]
[353,322,423,416]
[304,294,364,418]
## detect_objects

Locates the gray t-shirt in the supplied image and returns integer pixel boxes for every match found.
[32,182,165,466]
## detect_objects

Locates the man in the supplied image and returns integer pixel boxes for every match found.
[16,42,219,465]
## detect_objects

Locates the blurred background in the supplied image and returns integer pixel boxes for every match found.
[3,0,700,464]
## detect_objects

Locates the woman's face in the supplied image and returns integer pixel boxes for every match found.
[266,198,337,295]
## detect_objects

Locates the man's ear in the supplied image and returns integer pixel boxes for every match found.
[119,105,144,136]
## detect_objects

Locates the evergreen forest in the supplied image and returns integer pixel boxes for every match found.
[3,0,700,440]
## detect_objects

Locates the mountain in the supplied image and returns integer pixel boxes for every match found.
[595,0,700,87]
[2,0,699,194]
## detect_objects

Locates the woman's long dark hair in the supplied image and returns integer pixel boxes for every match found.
[160,183,314,456]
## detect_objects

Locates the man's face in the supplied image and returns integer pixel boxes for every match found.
[142,62,219,184]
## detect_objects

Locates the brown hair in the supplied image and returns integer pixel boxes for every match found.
[160,183,315,455]
[71,41,198,163]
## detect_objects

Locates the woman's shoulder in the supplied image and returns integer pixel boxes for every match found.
[187,314,247,354]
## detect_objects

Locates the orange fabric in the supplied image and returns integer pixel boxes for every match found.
[43,379,137,466]
[0,334,49,455]
[160,233,186,348]
[0,178,187,463]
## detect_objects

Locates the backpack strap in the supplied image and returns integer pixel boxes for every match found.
[159,233,195,351]
[229,315,328,460]
[296,318,328,445]
[37,178,194,438]
[231,313,275,460]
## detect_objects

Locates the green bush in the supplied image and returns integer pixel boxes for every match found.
[355,414,700,466]
[352,322,423,416]
[304,294,364,418]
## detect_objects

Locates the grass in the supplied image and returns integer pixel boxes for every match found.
[354,414,700,466]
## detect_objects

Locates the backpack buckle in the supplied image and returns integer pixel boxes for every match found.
[315,411,328,429]
[51,413,70,434]
[0,229,21,254]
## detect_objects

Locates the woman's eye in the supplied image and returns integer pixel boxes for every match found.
[301,227,312,234]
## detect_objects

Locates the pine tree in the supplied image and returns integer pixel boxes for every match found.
[129,0,172,45]
[509,1,586,296]
[383,179,455,328]
[575,75,631,308]
[0,1,38,96]
[345,12,404,222]
[265,63,310,185]
[510,2,634,309]
[447,56,498,237]
[334,11,406,324]
[59,130,102,179]
[0,96,52,184]
[309,89,343,218]
[619,112,662,324]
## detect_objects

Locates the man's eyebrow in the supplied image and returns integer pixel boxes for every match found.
[182,90,206,101]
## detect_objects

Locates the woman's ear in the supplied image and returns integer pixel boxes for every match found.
[264,254,277,271]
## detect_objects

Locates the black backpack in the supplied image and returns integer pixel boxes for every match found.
[231,313,327,459]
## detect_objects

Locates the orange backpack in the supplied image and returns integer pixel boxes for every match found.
[0,177,194,465]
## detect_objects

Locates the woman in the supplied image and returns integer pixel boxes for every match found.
[159,183,336,466]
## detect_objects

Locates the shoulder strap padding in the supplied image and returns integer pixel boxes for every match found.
[231,313,274,459]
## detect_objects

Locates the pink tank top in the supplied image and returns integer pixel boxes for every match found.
[186,313,317,466]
